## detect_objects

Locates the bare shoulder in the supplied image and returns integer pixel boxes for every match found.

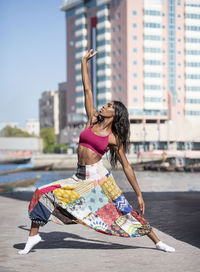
[108,135,129,167]
[108,133,118,146]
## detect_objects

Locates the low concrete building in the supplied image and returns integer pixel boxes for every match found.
[0,137,43,154]
[59,119,200,153]
[25,119,40,136]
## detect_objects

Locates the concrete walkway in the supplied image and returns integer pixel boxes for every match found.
[0,191,199,272]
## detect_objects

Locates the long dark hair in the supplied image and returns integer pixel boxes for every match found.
[109,101,130,168]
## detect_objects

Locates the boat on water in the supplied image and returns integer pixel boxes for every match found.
[0,163,53,175]
[0,157,31,164]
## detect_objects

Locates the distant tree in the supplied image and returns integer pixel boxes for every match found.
[0,125,33,137]
[53,143,67,154]
[40,127,56,153]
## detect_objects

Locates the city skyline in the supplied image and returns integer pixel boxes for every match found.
[2,0,200,128]
[0,0,65,127]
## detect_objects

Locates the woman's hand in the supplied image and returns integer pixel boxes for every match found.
[82,49,97,62]
[137,195,145,215]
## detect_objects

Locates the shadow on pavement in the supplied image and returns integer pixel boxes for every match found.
[14,225,155,251]
[125,191,200,249]
[1,190,200,249]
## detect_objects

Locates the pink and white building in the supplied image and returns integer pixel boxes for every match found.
[60,0,200,127]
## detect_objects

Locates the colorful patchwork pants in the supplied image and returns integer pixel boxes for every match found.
[28,160,152,237]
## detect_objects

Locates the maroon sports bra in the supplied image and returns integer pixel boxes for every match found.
[79,125,111,157]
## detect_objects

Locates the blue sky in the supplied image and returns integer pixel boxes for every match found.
[0,0,66,127]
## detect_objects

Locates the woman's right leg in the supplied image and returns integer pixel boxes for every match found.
[18,222,41,255]
[29,222,40,236]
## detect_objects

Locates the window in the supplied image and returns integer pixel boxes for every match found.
[133,86,138,90]
[133,35,137,40]
[186,50,200,55]
[132,10,137,15]
[118,49,121,55]
[144,47,161,53]
[186,86,200,91]
[118,25,121,31]
[98,15,109,23]
[133,73,137,78]
[118,37,121,43]
[186,13,200,19]
[185,111,200,116]
[133,61,137,65]
[144,10,160,16]
[133,23,137,28]
[117,12,120,18]
[186,26,200,31]
[144,23,160,28]
[144,60,161,65]
[98,28,110,35]
[186,62,200,67]
[186,98,200,104]
[144,85,161,90]
[144,97,161,102]
[98,52,110,58]
[133,48,137,53]
[118,74,121,80]
[144,73,161,78]
[98,40,110,47]
[186,74,200,79]
[144,35,160,40]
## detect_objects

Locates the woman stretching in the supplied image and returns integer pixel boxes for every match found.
[19,49,175,254]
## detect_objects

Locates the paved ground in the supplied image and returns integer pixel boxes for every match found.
[0,189,200,272]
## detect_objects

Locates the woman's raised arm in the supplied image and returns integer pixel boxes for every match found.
[81,49,98,120]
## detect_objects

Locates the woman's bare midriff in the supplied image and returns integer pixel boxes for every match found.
[77,145,102,165]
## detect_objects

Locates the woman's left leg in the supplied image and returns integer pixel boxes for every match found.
[147,230,175,252]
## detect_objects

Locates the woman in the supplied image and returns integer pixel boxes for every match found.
[19,49,175,254]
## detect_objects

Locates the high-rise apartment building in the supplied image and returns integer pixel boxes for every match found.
[58,82,67,131]
[39,91,59,135]
[61,0,200,126]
